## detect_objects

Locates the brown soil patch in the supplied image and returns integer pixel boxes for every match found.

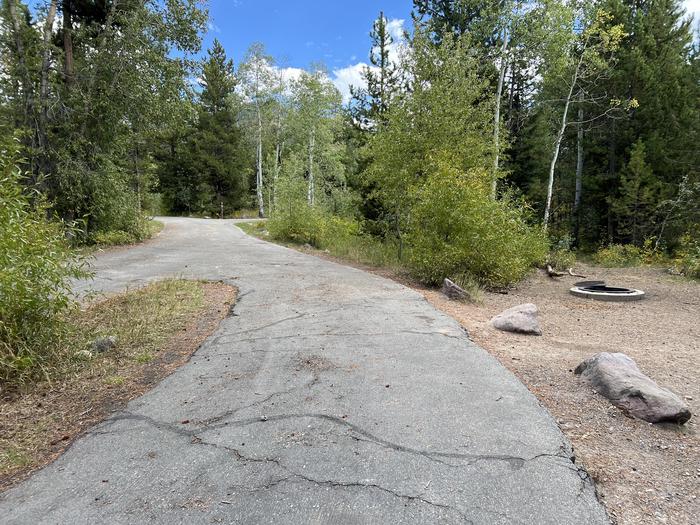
[0,281,235,492]
[422,266,698,525]
[291,245,699,525]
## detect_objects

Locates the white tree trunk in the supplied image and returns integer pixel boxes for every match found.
[272,141,281,211]
[307,128,315,206]
[543,57,582,231]
[573,95,584,244]
[256,107,265,217]
[39,0,57,144]
[491,30,509,199]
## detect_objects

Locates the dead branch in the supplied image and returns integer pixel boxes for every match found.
[546,265,587,279]
[567,268,587,278]
[546,265,566,278]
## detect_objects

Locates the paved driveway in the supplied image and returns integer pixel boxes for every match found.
[0,218,608,524]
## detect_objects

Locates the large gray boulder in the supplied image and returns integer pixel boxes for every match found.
[490,303,542,335]
[575,352,691,424]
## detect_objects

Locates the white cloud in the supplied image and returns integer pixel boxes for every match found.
[278,66,304,85]
[386,18,406,42]
[332,63,369,104]
[684,0,700,20]
[330,17,408,105]
[207,22,221,34]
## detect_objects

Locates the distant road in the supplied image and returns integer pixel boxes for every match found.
[1,217,609,524]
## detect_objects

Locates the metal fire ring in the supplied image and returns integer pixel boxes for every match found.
[570,283,645,302]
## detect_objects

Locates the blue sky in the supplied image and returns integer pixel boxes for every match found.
[203,0,700,102]
[205,0,412,67]
[204,0,413,100]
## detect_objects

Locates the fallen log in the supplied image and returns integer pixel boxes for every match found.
[546,264,566,278]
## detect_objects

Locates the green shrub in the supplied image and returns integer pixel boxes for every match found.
[548,248,577,270]
[407,168,548,288]
[92,230,138,246]
[0,140,89,384]
[268,176,360,249]
[143,193,164,216]
[674,234,700,278]
[548,235,576,269]
[593,244,643,267]
[230,208,260,219]
[267,177,323,245]
[55,155,149,243]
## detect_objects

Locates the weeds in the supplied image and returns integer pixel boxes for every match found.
[1,279,220,482]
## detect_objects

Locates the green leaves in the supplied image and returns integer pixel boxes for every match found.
[407,165,547,287]
[0,137,90,385]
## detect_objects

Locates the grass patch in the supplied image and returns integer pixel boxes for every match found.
[237,220,268,238]
[91,219,164,248]
[238,220,404,271]
[0,279,236,489]
[0,447,31,469]
[75,279,203,361]
[229,208,260,219]
[448,273,485,304]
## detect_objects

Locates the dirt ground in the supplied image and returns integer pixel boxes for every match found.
[297,244,698,525]
[0,282,236,492]
[424,266,699,525]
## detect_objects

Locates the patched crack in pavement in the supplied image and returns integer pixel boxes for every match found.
[0,218,610,524]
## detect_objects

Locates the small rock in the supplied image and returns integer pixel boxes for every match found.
[91,336,117,354]
[490,303,542,335]
[442,278,469,302]
[575,352,691,424]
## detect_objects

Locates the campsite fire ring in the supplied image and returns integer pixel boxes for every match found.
[570,282,645,302]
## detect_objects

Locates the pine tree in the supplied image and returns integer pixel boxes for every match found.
[192,40,247,213]
[350,12,401,128]
[582,0,700,245]
[611,140,661,245]
[412,0,498,45]
[200,39,235,113]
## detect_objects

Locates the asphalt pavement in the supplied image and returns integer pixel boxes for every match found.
[0,217,609,524]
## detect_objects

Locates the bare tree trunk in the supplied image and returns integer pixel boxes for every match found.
[573,92,584,246]
[395,213,403,261]
[80,0,119,136]
[39,0,58,147]
[8,0,34,122]
[134,143,142,214]
[543,56,582,231]
[607,120,617,243]
[273,141,281,211]
[491,30,509,199]
[256,107,264,217]
[307,128,315,206]
[62,0,75,85]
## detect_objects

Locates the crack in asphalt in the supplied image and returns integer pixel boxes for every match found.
[101,410,570,473]
[224,312,307,337]
[213,329,468,345]
[196,442,474,523]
